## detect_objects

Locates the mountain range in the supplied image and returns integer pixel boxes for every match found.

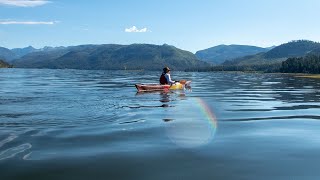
[0,47,17,61]
[195,45,272,65]
[11,44,208,71]
[223,40,320,66]
[1,40,319,71]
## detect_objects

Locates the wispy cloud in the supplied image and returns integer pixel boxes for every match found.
[125,26,148,33]
[0,0,51,7]
[0,20,57,25]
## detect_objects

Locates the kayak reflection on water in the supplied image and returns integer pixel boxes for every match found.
[160,92,170,103]
[134,91,173,108]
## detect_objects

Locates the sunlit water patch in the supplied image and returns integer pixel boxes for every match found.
[165,97,217,148]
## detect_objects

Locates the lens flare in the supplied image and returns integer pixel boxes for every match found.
[165,97,218,148]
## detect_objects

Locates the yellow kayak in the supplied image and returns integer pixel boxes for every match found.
[169,83,184,90]
[135,81,191,92]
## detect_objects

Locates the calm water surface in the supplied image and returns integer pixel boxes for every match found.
[1,69,320,180]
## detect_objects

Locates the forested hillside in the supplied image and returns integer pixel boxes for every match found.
[13,44,208,71]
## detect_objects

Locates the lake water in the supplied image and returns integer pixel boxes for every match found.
[1,68,320,180]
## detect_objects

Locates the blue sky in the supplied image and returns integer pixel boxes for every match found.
[0,0,320,52]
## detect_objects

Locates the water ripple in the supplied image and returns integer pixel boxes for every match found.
[0,134,17,148]
[0,143,32,160]
[223,115,320,122]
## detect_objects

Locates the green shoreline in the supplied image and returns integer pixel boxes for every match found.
[295,74,320,79]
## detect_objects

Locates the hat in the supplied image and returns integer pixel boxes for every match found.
[163,67,170,73]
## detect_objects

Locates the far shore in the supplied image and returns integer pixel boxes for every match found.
[294,74,320,79]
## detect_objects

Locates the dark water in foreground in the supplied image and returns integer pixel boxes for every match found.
[1,69,320,180]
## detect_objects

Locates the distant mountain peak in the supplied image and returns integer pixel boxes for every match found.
[222,40,320,66]
[264,40,320,59]
[11,46,38,59]
[195,44,269,64]
[0,47,17,61]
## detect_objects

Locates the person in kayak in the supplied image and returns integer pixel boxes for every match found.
[159,67,178,85]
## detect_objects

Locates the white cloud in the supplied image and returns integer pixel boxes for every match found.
[0,0,50,7]
[125,26,148,33]
[0,20,57,25]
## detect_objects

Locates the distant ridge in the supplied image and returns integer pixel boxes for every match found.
[0,47,16,61]
[223,40,320,65]
[264,40,320,59]
[13,44,208,71]
[195,44,269,64]
[2,40,320,71]
[11,46,38,59]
